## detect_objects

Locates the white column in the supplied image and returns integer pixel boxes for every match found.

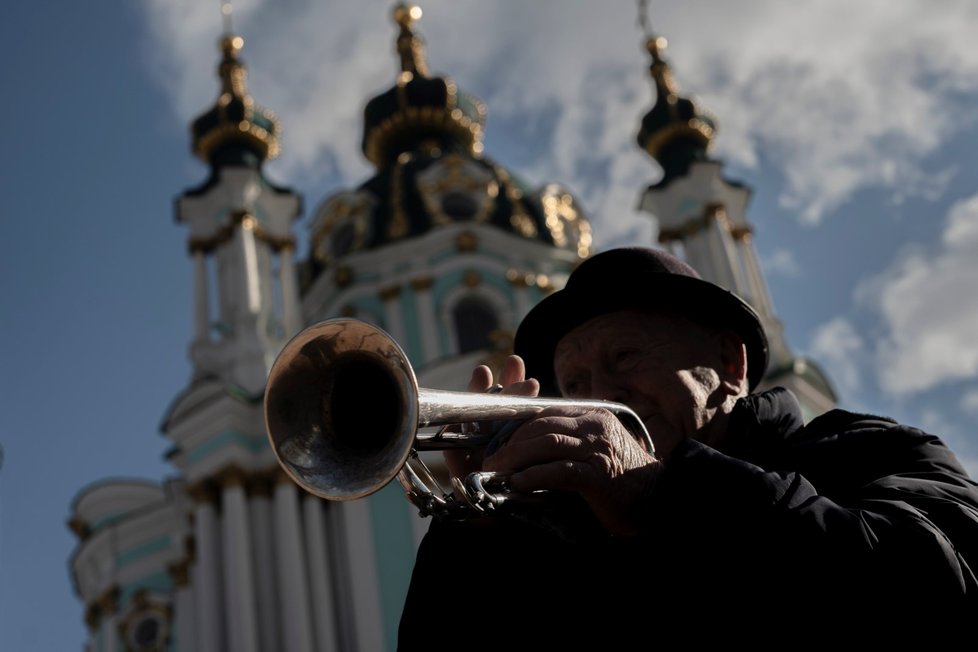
[97,589,119,652]
[279,246,302,336]
[240,219,263,315]
[303,495,339,652]
[274,476,316,652]
[736,236,775,316]
[220,471,259,652]
[411,277,439,364]
[191,485,223,652]
[169,560,196,652]
[193,250,210,341]
[249,483,281,652]
[336,500,386,652]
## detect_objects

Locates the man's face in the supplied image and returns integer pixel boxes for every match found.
[553,310,731,456]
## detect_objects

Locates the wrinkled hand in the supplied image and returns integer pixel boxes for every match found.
[443,355,540,481]
[482,406,661,536]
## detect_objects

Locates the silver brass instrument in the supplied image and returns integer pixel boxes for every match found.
[264,318,654,519]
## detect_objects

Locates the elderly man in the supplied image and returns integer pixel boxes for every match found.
[399,247,978,647]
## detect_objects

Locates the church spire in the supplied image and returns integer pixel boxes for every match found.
[190,17,281,167]
[393,3,430,77]
[635,30,716,181]
[360,3,487,168]
[634,14,837,417]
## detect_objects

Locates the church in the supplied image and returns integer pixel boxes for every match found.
[67,4,835,650]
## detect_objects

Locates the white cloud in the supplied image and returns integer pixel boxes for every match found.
[760,249,799,278]
[140,0,978,238]
[809,317,865,395]
[960,388,978,417]
[859,193,978,395]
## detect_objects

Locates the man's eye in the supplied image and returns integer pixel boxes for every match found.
[613,349,639,366]
[561,380,587,397]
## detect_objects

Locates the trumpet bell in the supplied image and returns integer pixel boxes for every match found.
[264,319,419,500]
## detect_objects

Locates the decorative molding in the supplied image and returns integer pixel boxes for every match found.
[186,480,217,505]
[188,210,295,254]
[410,276,434,291]
[658,201,738,244]
[378,284,403,301]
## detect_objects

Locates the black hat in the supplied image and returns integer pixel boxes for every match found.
[514,247,769,395]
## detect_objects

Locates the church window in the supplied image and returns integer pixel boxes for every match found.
[453,296,498,353]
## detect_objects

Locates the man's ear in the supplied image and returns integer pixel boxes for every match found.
[715,330,748,396]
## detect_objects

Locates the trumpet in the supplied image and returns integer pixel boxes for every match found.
[264,318,654,519]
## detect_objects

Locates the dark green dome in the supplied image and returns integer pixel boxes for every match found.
[191,35,280,166]
[636,36,716,181]
[361,4,486,168]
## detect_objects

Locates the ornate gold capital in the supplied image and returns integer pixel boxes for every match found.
[378,284,402,301]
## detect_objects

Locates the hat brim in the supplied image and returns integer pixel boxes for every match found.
[514,274,769,396]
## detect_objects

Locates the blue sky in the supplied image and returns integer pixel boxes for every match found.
[4,0,978,649]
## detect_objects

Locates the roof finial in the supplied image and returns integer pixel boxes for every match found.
[636,0,678,98]
[221,1,233,36]
[392,3,429,77]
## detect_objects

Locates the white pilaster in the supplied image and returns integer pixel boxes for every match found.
[273,478,316,652]
[192,490,223,652]
[303,495,339,652]
[279,246,302,337]
[220,473,259,652]
[193,250,210,341]
[337,499,386,652]
[170,560,197,652]
[411,277,439,364]
[250,487,281,652]
[381,285,406,344]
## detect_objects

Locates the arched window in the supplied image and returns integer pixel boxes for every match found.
[453,296,499,353]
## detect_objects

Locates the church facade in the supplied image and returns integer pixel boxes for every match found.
[67,5,834,651]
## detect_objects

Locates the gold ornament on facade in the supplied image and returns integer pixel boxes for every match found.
[490,163,536,238]
[416,153,498,226]
[334,265,354,288]
[378,284,403,301]
[462,270,482,287]
[410,276,435,291]
[311,192,375,263]
[455,230,478,251]
[540,185,592,257]
[167,559,191,587]
[364,104,484,167]
[67,515,91,539]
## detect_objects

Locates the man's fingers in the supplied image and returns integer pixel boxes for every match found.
[467,365,493,393]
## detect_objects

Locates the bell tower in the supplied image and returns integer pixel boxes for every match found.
[634,26,837,419]
[176,31,302,396]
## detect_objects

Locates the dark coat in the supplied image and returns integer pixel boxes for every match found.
[398,389,978,649]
